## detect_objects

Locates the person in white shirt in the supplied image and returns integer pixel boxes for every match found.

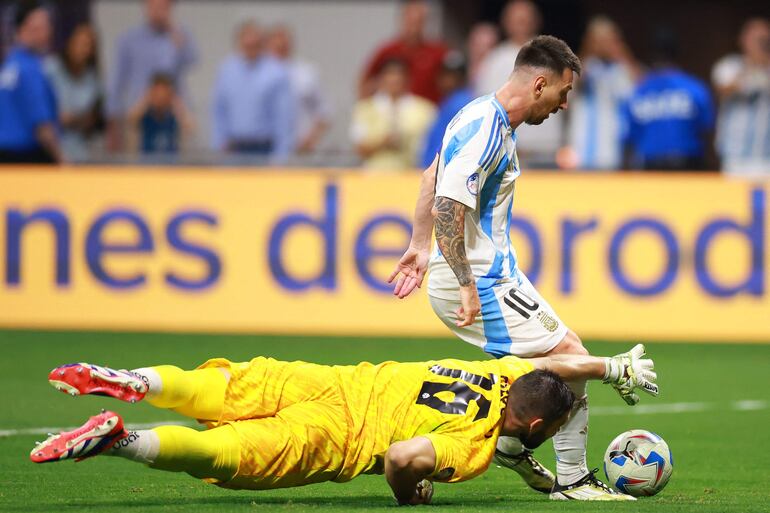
[711,18,770,176]
[476,0,563,166]
[561,16,639,170]
[467,22,500,93]
[267,25,332,155]
[391,36,635,502]
[475,0,539,96]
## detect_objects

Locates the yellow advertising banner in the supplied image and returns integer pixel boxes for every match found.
[0,168,768,342]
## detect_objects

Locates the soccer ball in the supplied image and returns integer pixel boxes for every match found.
[603,429,673,497]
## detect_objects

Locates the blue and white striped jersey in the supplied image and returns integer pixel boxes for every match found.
[712,55,770,174]
[567,57,635,169]
[428,94,522,300]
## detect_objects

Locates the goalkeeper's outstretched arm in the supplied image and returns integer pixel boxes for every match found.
[528,353,607,380]
[527,344,659,402]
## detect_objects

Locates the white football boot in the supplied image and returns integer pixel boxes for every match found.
[550,469,636,501]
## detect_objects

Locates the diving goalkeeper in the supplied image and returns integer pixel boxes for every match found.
[32,345,657,505]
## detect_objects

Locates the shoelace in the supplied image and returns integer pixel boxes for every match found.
[496,449,551,477]
[584,468,616,493]
[518,450,533,460]
[523,452,547,471]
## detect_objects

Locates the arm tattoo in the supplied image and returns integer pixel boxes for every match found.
[434,196,474,287]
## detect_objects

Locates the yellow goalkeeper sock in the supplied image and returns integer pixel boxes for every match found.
[139,365,227,421]
[150,424,240,482]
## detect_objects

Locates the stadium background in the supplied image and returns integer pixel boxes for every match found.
[1,1,769,512]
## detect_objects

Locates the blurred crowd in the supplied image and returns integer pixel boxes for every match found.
[1,0,769,175]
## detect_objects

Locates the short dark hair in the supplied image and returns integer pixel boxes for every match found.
[508,369,575,424]
[514,35,582,76]
[14,1,43,29]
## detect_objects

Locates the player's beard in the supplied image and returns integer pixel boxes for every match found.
[525,111,549,126]
[526,106,559,125]
[519,429,549,449]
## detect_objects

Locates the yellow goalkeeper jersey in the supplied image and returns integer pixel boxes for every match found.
[200,355,534,489]
[335,356,534,483]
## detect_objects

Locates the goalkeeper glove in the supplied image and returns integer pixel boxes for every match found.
[602,344,659,405]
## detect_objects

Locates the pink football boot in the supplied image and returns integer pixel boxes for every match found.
[30,410,128,463]
[49,363,148,403]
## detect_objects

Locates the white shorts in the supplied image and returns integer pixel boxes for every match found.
[429,272,569,358]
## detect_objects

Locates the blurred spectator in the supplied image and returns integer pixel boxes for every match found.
[0,1,61,164]
[560,16,639,170]
[622,27,714,170]
[211,21,294,163]
[267,24,331,154]
[420,51,474,167]
[106,0,198,152]
[467,22,499,92]
[46,23,102,163]
[475,0,539,95]
[127,73,192,156]
[351,58,435,169]
[712,18,770,175]
[360,0,448,103]
[475,0,563,166]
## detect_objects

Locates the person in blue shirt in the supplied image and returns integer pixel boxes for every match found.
[420,51,474,168]
[138,75,180,154]
[0,1,61,163]
[106,0,198,153]
[211,20,295,165]
[622,27,714,170]
[126,73,194,160]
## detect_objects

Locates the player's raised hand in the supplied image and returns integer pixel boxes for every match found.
[388,246,430,299]
[603,344,659,405]
[455,284,481,327]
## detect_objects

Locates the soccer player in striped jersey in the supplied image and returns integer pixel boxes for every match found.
[390,35,638,500]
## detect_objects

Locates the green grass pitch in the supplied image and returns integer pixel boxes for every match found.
[0,330,768,512]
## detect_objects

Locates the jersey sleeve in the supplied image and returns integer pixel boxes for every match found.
[497,356,535,381]
[435,111,501,211]
[420,433,473,483]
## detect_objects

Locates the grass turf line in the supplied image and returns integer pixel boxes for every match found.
[0,329,768,512]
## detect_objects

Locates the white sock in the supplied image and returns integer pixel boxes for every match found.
[554,379,589,485]
[496,435,525,456]
[108,429,160,465]
[131,367,163,398]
